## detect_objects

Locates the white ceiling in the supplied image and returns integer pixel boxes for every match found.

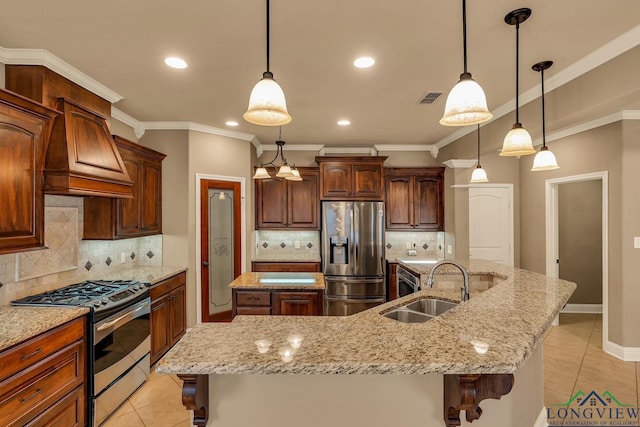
[1,0,639,148]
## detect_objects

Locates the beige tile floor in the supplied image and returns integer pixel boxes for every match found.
[102,313,639,426]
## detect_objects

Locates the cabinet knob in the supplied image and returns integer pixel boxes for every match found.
[203,261,209,267]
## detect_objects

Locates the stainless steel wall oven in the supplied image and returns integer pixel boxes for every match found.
[12,280,151,426]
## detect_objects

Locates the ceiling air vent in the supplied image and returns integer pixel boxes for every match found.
[418,92,444,105]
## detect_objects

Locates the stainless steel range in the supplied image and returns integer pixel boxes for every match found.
[12,280,151,426]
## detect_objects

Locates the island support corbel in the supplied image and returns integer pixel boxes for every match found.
[178,374,209,426]
[443,373,514,426]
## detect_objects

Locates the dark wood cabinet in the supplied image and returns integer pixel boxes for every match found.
[0,316,86,427]
[150,272,187,365]
[316,156,387,200]
[0,89,59,255]
[251,262,321,272]
[384,167,445,230]
[255,167,319,229]
[273,291,322,316]
[232,289,323,317]
[84,136,166,239]
[387,261,398,301]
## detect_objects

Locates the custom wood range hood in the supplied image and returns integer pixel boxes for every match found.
[5,65,133,198]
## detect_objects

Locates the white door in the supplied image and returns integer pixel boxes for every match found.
[469,185,514,266]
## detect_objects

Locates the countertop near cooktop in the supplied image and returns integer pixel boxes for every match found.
[0,305,89,353]
[157,259,576,376]
[101,265,187,285]
[228,272,325,290]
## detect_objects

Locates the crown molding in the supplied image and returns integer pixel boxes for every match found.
[141,121,260,148]
[434,24,640,150]
[443,159,477,169]
[0,46,123,103]
[111,107,145,139]
[318,146,378,156]
[260,144,325,151]
[374,144,433,151]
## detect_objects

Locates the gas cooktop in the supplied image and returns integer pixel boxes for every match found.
[12,279,149,312]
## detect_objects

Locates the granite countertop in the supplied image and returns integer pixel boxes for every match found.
[229,272,325,290]
[0,306,89,353]
[101,265,187,285]
[252,257,322,263]
[157,259,575,376]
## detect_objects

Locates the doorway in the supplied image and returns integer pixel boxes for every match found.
[468,184,514,266]
[199,178,242,322]
[545,172,608,344]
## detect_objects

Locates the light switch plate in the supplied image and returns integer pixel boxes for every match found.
[634,237,640,249]
[295,240,301,249]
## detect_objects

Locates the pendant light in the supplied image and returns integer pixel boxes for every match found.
[440,0,492,126]
[243,0,292,126]
[531,60,559,171]
[500,8,536,156]
[253,127,301,180]
[470,124,489,183]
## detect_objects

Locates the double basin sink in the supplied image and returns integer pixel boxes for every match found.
[382,298,458,323]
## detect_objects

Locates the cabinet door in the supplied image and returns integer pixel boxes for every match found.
[287,170,319,229]
[387,262,398,301]
[273,291,322,316]
[0,92,56,255]
[414,175,444,230]
[169,285,186,344]
[385,176,413,229]
[150,295,171,365]
[116,155,143,237]
[320,162,352,199]
[255,178,288,228]
[352,164,383,200]
[141,160,162,233]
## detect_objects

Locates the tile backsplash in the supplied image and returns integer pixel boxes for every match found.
[0,195,162,305]
[255,230,320,261]
[384,231,445,260]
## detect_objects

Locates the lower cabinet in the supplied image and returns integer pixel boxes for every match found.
[150,272,187,365]
[0,316,86,427]
[232,289,323,317]
[387,261,398,301]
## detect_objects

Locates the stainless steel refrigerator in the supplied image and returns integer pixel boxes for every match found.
[322,201,386,315]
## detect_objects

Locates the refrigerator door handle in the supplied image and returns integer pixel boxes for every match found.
[349,203,356,276]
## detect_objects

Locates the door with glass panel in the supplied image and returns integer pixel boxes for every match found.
[200,180,241,322]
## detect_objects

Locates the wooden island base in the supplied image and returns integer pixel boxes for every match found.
[174,346,540,427]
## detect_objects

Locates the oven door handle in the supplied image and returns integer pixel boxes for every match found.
[96,300,150,332]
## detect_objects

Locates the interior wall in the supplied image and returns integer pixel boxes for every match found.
[558,180,603,304]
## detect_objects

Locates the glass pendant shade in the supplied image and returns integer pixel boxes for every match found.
[440,73,493,126]
[244,72,292,126]
[500,123,536,156]
[286,168,303,181]
[531,147,559,171]
[253,167,271,179]
[470,165,489,183]
[276,164,294,178]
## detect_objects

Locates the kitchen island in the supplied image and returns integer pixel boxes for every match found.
[157,259,575,427]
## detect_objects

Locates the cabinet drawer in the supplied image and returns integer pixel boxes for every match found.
[24,385,85,427]
[235,291,271,306]
[252,262,320,272]
[0,317,84,383]
[0,340,84,427]
[235,307,272,315]
[150,272,187,300]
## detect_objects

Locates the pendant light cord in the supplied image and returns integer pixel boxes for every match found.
[476,124,481,164]
[266,0,270,72]
[515,21,520,123]
[462,0,468,74]
[541,67,546,148]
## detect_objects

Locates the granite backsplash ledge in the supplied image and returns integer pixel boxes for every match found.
[0,195,163,305]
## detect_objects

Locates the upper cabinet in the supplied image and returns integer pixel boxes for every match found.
[84,136,166,239]
[255,167,319,229]
[315,156,387,200]
[384,167,445,231]
[0,89,59,255]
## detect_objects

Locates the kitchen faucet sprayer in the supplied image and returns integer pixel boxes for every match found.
[426,260,470,302]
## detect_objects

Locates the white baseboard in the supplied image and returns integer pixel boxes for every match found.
[534,407,548,427]
[561,304,602,313]
[604,340,640,361]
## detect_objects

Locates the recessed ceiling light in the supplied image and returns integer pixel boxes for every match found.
[337,120,351,126]
[164,57,188,69]
[353,57,375,69]
[225,121,239,127]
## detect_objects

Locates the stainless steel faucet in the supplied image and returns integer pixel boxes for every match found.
[426,260,470,302]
